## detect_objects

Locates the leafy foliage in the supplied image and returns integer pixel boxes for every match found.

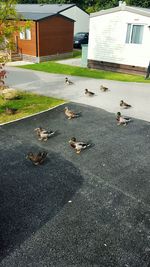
[0,0,31,63]
[0,0,19,61]
[0,0,30,63]
[16,0,150,11]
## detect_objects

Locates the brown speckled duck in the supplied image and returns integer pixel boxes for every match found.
[120,100,132,109]
[5,107,18,115]
[26,151,48,165]
[100,85,109,92]
[64,107,79,120]
[34,127,55,141]
[69,137,91,154]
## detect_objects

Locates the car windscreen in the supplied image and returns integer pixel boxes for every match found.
[74,33,87,40]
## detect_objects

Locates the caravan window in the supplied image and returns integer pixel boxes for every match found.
[125,24,144,44]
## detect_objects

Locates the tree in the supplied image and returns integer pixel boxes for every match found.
[16,0,150,10]
[126,0,150,7]
[0,0,20,63]
[0,0,30,89]
[0,0,30,63]
[18,0,38,3]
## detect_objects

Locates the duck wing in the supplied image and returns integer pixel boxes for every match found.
[40,151,47,158]
[69,80,73,84]
[67,110,76,116]
[121,101,131,108]
[125,103,131,108]
[41,130,49,134]
[76,142,90,149]
[69,110,75,115]
[124,117,131,122]
[65,109,72,115]
[36,152,43,159]
[70,142,76,149]
[90,92,95,95]
[29,153,41,163]
[119,117,126,123]
[36,152,47,163]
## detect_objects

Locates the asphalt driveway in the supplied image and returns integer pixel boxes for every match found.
[0,103,150,267]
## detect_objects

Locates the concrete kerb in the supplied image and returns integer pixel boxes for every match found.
[0,102,68,126]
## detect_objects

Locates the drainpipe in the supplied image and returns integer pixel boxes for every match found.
[35,21,39,59]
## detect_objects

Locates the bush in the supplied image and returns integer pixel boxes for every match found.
[1,88,21,100]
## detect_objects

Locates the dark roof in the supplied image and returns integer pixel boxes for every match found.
[17,12,55,21]
[16,4,76,21]
[16,4,75,14]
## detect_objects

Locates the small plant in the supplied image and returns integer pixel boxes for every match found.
[2,88,21,100]
[0,63,7,89]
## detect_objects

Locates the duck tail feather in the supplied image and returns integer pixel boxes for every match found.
[125,118,132,122]
[85,143,92,148]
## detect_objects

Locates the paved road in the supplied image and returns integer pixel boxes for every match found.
[6,66,150,122]
[0,103,150,267]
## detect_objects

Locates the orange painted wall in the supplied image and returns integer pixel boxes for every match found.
[15,21,37,56]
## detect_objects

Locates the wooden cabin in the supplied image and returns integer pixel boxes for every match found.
[16,4,89,35]
[13,13,74,63]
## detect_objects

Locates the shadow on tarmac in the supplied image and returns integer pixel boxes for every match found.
[0,145,83,261]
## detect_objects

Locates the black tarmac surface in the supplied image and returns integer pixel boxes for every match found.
[0,103,150,267]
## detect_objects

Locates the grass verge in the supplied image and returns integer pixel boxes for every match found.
[0,91,65,124]
[72,50,81,58]
[19,61,150,83]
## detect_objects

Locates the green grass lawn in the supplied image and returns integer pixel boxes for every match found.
[19,61,150,83]
[71,49,81,58]
[0,91,65,124]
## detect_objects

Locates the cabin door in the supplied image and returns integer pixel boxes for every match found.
[15,36,19,53]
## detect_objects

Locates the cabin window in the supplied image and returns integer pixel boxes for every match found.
[19,28,31,40]
[125,24,144,44]
[19,31,25,40]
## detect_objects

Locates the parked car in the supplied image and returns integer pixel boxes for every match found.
[73,32,89,48]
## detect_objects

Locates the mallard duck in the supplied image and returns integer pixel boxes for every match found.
[64,107,79,119]
[69,137,91,154]
[5,107,18,115]
[100,85,109,92]
[26,151,48,165]
[65,77,74,85]
[85,88,95,96]
[120,100,132,108]
[34,127,55,141]
[116,112,131,126]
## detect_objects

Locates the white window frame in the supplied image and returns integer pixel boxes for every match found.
[125,23,144,44]
[19,28,31,40]
[20,31,25,40]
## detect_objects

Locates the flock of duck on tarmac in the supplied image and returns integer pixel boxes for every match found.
[25,76,132,165]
